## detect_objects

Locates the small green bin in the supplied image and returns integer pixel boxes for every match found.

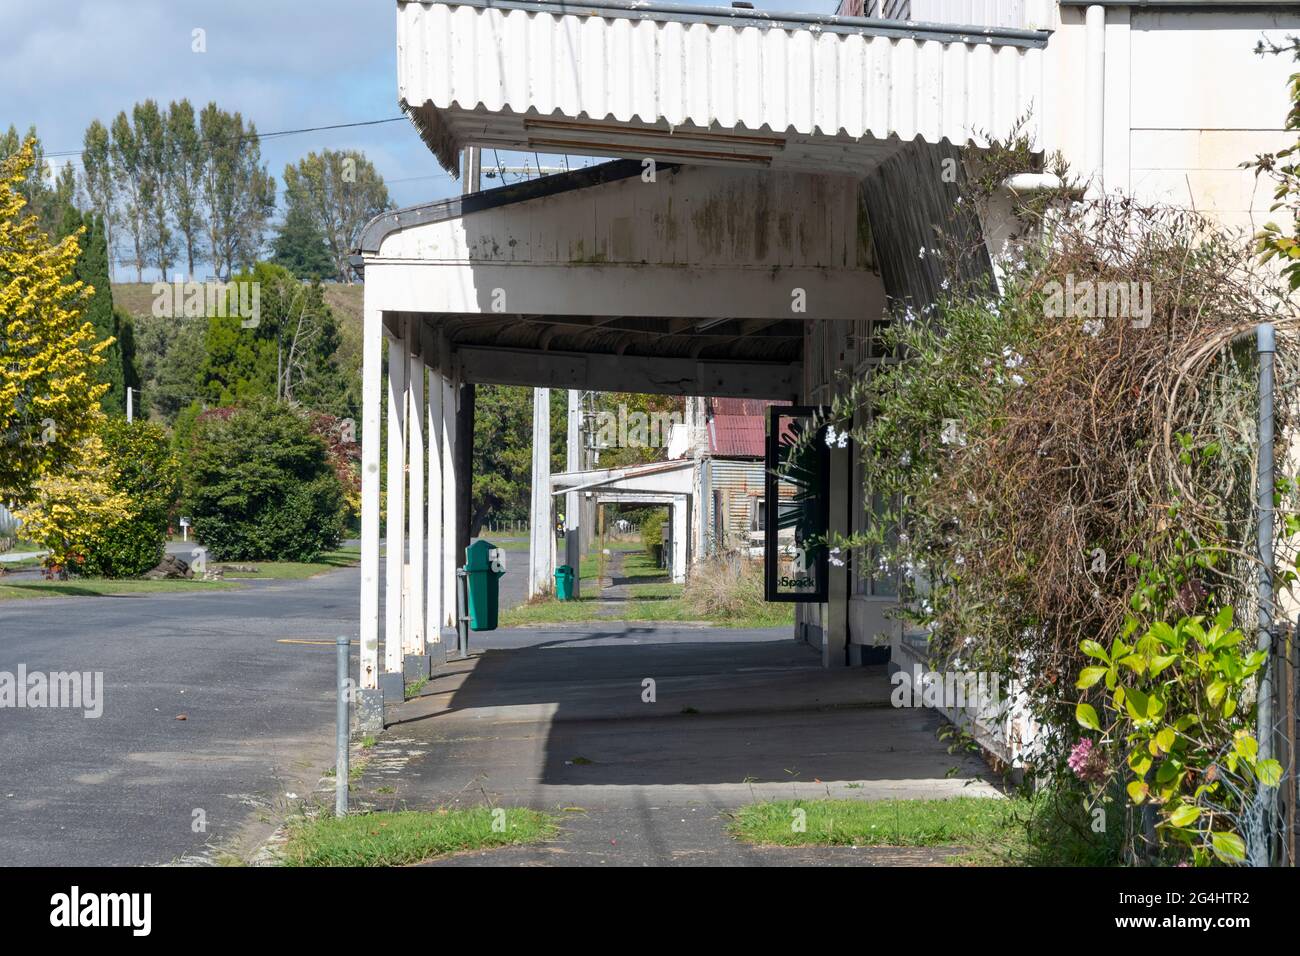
[464,540,506,630]
[554,564,575,601]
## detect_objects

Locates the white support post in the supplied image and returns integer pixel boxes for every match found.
[358,305,384,690]
[384,319,408,677]
[406,343,426,657]
[670,498,689,585]
[528,387,553,597]
[565,388,581,598]
[1085,4,1107,196]
[426,360,444,647]
[440,347,458,628]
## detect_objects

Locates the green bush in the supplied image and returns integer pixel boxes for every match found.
[640,510,666,559]
[81,419,180,577]
[185,400,345,562]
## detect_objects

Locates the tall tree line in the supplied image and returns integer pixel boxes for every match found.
[277,150,392,282]
[82,99,276,282]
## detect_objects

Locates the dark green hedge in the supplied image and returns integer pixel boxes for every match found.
[185,400,345,562]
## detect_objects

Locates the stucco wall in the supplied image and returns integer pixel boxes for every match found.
[1047,5,1298,233]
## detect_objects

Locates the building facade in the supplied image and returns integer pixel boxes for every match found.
[350,1,1299,741]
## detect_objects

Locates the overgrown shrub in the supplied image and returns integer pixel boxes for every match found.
[821,185,1297,864]
[683,554,767,618]
[80,418,179,577]
[185,400,345,561]
[640,510,666,559]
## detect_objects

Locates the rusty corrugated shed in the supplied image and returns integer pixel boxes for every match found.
[710,458,766,547]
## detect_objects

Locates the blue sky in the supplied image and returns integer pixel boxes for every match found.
[1,0,836,278]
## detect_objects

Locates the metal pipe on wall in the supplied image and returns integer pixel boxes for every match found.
[1253,322,1277,867]
[1085,4,1106,195]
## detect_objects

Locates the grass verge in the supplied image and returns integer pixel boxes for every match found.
[0,548,360,599]
[218,548,360,580]
[626,594,794,627]
[500,593,604,625]
[0,578,238,601]
[730,798,1025,859]
[730,795,1123,866]
[280,808,556,866]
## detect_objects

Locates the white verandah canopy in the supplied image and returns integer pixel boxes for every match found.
[352,0,1049,701]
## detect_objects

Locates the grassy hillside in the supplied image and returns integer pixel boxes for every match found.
[111,281,363,328]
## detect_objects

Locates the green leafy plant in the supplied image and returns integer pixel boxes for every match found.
[80,418,180,577]
[640,510,666,561]
[1074,605,1281,865]
[1244,37,1300,289]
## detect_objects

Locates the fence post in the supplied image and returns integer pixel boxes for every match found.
[1253,323,1277,866]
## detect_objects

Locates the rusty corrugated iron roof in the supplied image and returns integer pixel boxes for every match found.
[706,398,789,456]
[708,397,784,417]
[708,415,766,457]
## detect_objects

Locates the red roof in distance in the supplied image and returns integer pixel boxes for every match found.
[705,398,789,457]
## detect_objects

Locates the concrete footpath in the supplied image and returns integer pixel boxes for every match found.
[352,624,1001,866]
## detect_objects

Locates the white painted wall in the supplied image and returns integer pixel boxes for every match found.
[907,0,1050,29]
[1045,5,1299,232]
[379,167,870,271]
[367,165,884,322]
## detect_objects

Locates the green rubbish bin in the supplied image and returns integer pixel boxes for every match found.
[554,565,575,601]
[464,540,506,631]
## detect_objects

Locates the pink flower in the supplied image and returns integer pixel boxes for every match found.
[1068,738,1110,784]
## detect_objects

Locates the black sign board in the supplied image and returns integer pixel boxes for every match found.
[764,405,830,603]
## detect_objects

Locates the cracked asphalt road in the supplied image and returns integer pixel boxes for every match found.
[0,569,365,865]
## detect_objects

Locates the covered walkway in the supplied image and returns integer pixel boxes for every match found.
[352,0,1048,712]
[355,619,999,864]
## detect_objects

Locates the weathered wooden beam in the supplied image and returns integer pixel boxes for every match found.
[456,346,799,399]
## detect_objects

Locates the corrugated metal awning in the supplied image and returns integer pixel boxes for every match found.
[397,0,1050,176]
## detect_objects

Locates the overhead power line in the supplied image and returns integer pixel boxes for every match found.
[42,116,410,160]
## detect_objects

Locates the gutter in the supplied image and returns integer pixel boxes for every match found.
[351,158,667,270]
[399,0,1053,48]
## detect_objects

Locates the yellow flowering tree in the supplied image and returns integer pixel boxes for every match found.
[0,139,111,505]
[2,138,130,574]
[14,431,132,573]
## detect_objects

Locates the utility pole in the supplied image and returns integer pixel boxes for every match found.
[126,387,134,424]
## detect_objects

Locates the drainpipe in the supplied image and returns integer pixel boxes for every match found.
[1085,5,1106,196]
